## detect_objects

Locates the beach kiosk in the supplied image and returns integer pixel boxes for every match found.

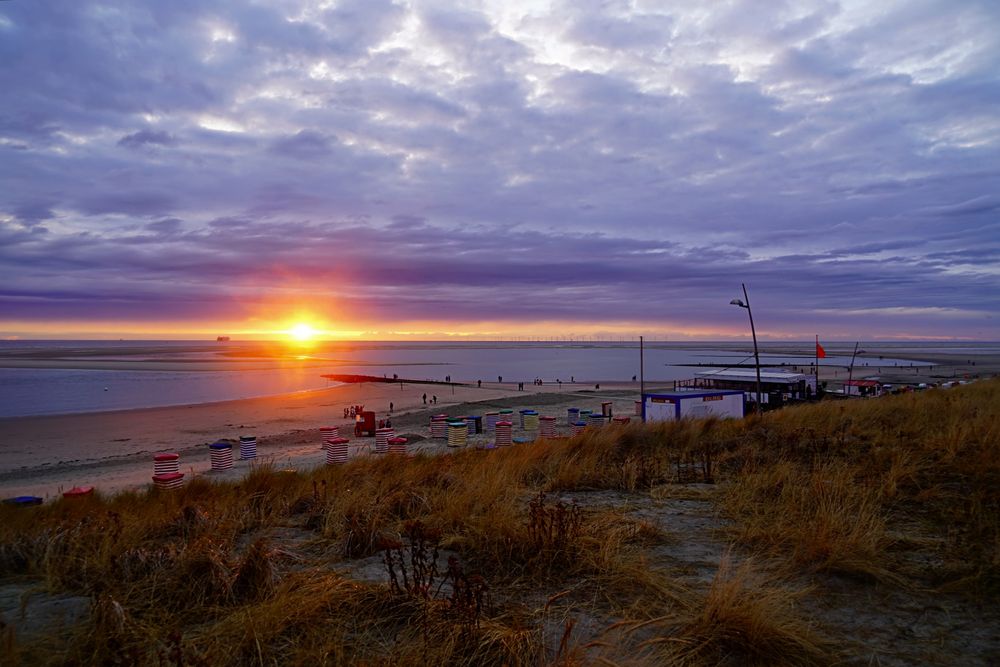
[642,391,745,422]
[843,379,883,397]
[677,369,814,403]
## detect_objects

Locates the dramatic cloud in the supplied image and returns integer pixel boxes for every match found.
[0,0,998,339]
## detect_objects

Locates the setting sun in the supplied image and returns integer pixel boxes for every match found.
[288,322,318,341]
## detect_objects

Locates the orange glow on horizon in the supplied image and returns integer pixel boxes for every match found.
[0,318,980,342]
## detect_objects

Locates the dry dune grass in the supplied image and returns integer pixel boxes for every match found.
[1,379,997,664]
[721,460,898,582]
[614,555,829,667]
[719,380,1000,591]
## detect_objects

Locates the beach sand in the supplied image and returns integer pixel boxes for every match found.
[2,343,997,501]
[0,379,650,500]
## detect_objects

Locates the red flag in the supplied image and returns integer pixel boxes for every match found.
[816,340,827,359]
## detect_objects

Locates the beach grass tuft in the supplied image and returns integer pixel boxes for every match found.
[1,378,998,664]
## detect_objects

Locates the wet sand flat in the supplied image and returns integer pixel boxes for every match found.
[2,343,996,500]
[0,379,648,499]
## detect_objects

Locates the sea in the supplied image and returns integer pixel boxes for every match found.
[0,340,981,419]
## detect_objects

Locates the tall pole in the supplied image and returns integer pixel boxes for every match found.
[847,341,860,397]
[815,334,820,399]
[639,335,645,401]
[742,283,763,415]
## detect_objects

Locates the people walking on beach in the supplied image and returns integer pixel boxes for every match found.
[498,375,502,383]
[477,380,481,388]
[432,395,437,404]
[422,393,427,404]
[389,402,394,414]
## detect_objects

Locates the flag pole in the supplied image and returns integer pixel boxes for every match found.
[639,334,645,399]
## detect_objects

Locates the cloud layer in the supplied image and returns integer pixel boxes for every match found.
[1,0,998,338]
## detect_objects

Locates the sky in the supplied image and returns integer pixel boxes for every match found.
[1,0,998,341]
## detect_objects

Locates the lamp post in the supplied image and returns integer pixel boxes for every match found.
[730,283,762,415]
[846,342,865,397]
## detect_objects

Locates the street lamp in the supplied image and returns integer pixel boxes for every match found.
[847,342,865,396]
[730,283,763,415]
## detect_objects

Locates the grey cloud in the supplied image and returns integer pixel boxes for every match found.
[269,130,334,159]
[419,6,493,40]
[418,5,530,66]
[322,0,406,56]
[77,192,176,217]
[145,218,184,235]
[12,202,56,224]
[119,129,176,149]
[770,43,856,85]
[920,196,1000,218]
[2,215,995,325]
[389,214,427,228]
[329,79,467,124]
[0,0,998,338]
[566,13,674,50]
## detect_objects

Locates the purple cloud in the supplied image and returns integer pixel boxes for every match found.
[0,0,997,339]
[269,130,335,159]
[119,129,176,149]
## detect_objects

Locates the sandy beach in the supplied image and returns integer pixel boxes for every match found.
[2,342,997,501]
[0,378,651,500]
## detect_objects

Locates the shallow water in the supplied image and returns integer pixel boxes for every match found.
[0,341,939,418]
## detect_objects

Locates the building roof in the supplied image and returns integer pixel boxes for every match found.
[645,390,744,399]
[843,379,880,387]
[694,369,807,384]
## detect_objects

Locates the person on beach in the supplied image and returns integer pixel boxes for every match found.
[498,375,502,383]
[432,395,437,404]
[389,402,394,414]
[422,393,427,404]
[477,380,481,388]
